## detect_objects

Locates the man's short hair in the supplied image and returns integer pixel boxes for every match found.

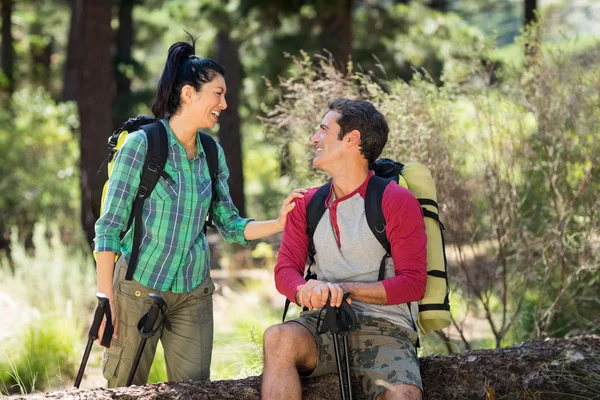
[328,98,389,165]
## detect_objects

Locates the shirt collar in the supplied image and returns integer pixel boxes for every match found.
[161,117,206,158]
[326,170,374,206]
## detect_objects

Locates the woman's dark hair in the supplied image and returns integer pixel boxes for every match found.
[151,35,226,119]
[328,98,389,165]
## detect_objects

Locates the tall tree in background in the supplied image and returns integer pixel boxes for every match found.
[394,0,448,12]
[65,0,114,244]
[199,1,249,216]
[114,0,135,130]
[1,0,15,96]
[525,0,537,26]
[216,29,246,216]
[428,0,448,12]
[63,0,78,101]
[29,19,54,92]
[316,0,355,73]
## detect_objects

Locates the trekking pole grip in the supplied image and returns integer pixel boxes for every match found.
[338,292,357,333]
[89,293,110,340]
[142,293,166,334]
[74,293,111,388]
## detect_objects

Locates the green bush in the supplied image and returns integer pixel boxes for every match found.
[0,88,81,251]
[0,314,80,394]
[261,19,600,350]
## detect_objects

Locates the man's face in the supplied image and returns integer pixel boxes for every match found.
[310,110,345,171]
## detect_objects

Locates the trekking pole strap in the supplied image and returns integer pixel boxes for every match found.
[317,292,357,335]
[136,293,168,339]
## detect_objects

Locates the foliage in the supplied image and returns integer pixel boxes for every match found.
[0,231,285,392]
[353,2,487,84]
[0,228,92,394]
[0,2,599,395]
[261,18,600,350]
[0,314,81,394]
[0,88,81,253]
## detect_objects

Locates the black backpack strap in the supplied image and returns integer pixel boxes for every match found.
[365,176,419,339]
[91,116,157,222]
[365,176,392,280]
[199,132,218,232]
[125,121,168,281]
[281,183,330,323]
[417,198,450,310]
[306,183,331,267]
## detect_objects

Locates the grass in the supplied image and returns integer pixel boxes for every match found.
[0,227,94,394]
[0,314,81,394]
[0,225,291,393]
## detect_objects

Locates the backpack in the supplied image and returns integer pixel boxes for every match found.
[292,159,451,334]
[91,115,219,281]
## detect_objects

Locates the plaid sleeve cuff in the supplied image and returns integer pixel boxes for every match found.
[234,218,255,246]
[93,235,121,253]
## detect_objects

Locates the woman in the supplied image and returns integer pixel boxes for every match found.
[94,39,304,387]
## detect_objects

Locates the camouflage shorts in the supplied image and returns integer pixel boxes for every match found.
[290,312,422,400]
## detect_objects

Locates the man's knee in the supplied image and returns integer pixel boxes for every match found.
[264,323,303,353]
[378,384,422,400]
[263,323,317,366]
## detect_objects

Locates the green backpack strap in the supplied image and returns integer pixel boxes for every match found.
[199,132,218,232]
[125,121,168,281]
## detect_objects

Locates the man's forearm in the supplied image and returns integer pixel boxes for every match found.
[339,281,388,305]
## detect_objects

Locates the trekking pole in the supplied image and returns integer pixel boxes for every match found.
[317,292,357,400]
[126,293,167,386]
[74,293,114,388]
[337,296,356,400]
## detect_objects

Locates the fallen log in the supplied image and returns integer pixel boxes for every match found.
[16,336,599,400]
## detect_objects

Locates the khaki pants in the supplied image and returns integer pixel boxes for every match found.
[102,258,215,387]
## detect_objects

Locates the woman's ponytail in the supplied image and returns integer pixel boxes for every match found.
[151,34,226,119]
[151,42,195,119]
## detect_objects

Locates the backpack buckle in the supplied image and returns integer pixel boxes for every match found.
[138,185,149,197]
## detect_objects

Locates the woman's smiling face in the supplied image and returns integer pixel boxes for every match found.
[190,74,228,129]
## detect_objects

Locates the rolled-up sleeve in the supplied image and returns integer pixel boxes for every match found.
[211,142,253,245]
[94,131,146,252]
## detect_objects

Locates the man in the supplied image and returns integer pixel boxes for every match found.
[261,99,427,400]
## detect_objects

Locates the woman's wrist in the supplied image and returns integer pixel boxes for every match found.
[274,217,285,232]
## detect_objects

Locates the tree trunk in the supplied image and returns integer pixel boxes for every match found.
[428,0,448,12]
[215,30,245,217]
[114,0,134,130]
[525,0,537,26]
[72,0,115,245]
[30,23,54,91]
[16,336,599,400]
[63,0,80,101]
[318,0,354,74]
[1,0,15,96]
